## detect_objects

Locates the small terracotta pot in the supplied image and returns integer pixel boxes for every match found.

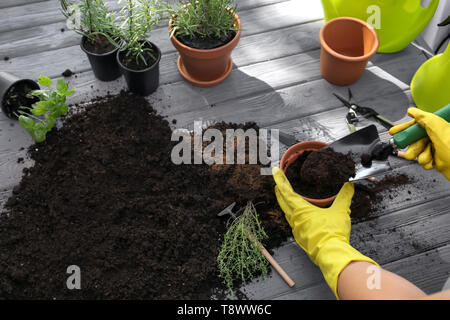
[169,11,241,87]
[279,141,336,207]
[319,17,379,86]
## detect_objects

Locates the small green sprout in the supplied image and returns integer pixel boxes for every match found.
[17,76,74,143]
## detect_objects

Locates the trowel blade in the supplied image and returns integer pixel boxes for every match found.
[328,125,392,181]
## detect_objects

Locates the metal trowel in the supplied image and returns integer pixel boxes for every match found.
[279,125,395,181]
[325,125,393,180]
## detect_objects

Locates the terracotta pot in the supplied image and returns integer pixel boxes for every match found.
[169,12,241,87]
[279,141,336,207]
[319,17,379,86]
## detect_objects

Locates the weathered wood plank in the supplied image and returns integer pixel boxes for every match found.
[0,0,299,58]
[270,244,450,299]
[242,193,450,299]
[0,0,324,73]
[28,42,421,122]
[0,0,48,10]
[0,0,295,33]
[0,0,119,33]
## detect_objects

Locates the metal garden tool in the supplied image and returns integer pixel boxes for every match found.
[333,88,396,132]
[217,202,295,288]
[278,125,396,181]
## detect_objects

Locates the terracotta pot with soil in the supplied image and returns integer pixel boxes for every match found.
[280,141,356,207]
[0,71,39,119]
[319,17,379,86]
[117,41,161,96]
[81,35,121,82]
[169,11,241,87]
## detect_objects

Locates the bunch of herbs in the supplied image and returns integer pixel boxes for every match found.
[168,0,239,41]
[117,0,164,68]
[60,0,119,48]
[217,202,269,295]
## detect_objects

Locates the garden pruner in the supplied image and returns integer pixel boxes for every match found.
[333,88,395,133]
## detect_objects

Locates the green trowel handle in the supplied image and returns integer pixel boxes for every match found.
[393,104,450,149]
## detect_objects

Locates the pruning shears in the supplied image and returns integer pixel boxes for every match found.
[333,88,396,133]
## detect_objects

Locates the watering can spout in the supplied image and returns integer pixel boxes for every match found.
[411,42,450,113]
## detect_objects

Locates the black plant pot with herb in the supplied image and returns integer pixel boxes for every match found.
[0,71,39,119]
[117,41,161,96]
[81,35,121,82]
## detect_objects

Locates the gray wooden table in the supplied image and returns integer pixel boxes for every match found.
[0,0,449,300]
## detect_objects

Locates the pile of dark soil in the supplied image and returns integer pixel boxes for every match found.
[285,149,356,199]
[0,91,290,299]
[177,31,236,50]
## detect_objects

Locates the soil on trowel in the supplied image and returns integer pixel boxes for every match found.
[0,91,290,300]
[285,148,356,199]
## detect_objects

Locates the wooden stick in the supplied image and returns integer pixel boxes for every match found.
[248,234,295,287]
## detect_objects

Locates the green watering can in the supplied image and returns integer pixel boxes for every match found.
[320,0,439,53]
[411,42,450,113]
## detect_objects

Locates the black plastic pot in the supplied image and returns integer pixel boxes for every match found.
[0,71,39,119]
[117,41,161,96]
[81,36,121,82]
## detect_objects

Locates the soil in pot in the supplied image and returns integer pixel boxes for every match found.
[0,92,290,299]
[82,34,117,54]
[1,81,39,119]
[177,30,237,49]
[118,43,159,71]
[285,148,356,199]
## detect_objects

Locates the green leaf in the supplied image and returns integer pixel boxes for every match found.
[38,76,52,87]
[31,106,47,115]
[31,129,47,143]
[31,90,49,100]
[44,115,56,131]
[56,78,68,93]
[18,115,35,130]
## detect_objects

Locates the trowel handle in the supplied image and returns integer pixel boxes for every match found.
[393,104,450,149]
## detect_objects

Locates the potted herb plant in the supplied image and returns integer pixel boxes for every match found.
[115,0,162,95]
[167,0,241,87]
[0,71,40,119]
[17,76,74,143]
[60,0,121,81]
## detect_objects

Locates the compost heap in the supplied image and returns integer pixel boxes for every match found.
[0,92,290,299]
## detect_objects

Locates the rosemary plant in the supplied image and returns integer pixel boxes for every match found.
[117,0,163,67]
[168,0,239,40]
[217,202,269,295]
[60,0,119,46]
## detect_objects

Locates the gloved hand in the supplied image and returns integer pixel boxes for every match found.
[272,167,378,299]
[389,108,450,180]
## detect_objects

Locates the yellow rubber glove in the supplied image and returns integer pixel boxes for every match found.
[272,167,378,299]
[389,108,450,180]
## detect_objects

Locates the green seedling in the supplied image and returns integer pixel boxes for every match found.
[17,76,74,143]
[217,202,268,296]
[167,0,239,40]
[60,0,120,46]
[117,0,164,67]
